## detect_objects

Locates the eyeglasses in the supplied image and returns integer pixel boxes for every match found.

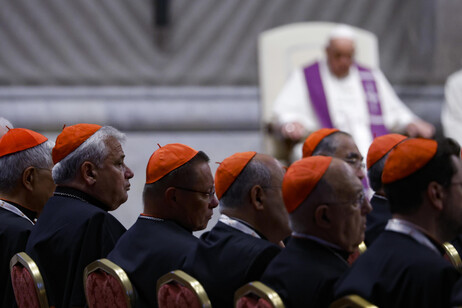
[330,192,366,208]
[174,186,216,200]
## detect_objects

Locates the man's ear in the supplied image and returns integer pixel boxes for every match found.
[314,204,331,229]
[81,161,97,185]
[22,166,35,191]
[250,185,265,211]
[164,187,177,207]
[427,181,445,212]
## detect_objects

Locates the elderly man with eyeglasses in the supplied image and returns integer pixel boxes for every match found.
[260,155,372,308]
[107,143,218,308]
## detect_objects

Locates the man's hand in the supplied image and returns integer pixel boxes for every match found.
[405,120,435,138]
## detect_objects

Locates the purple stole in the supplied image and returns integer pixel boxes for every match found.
[303,62,388,138]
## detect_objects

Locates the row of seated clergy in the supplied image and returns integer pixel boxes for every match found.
[107,147,292,307]
[103,129,366,307]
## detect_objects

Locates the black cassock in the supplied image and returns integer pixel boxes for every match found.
[26,187,126,308]
[335,230,460,308]
[261,236,349,308]
[0,203,35,307]
[183,221,281,308]
[108,217,198,308]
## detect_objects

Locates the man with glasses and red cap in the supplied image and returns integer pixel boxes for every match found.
[335,138,462,307]
[302,128,366,182]
[261,155,372,307]
[183,151,291,308]
[107,143,218,308]
[26,123,134,308]
[0,128,54,307]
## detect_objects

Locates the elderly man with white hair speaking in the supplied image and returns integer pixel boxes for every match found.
[272,24,434,159]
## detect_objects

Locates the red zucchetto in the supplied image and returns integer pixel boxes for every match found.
[52,123,101,164]
[366,134,407,169]
[283,156,332,213]
[382,138,437,184]
[146,143,199,184]
[0,128,48,157]
[302,128,340,158]
[215,151,257,200]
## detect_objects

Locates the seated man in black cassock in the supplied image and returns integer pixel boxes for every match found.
[261,155,372,308]
[0,128,55,307]
[364,133,407,245]
[183,151,291,308]
[107,143,218,308]
[335,138,462,307]
[26,124,134,308]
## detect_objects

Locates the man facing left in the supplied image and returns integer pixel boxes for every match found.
[0,128,55,307]
[26,124,134,308]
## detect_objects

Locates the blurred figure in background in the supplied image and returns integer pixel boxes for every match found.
[272,24,434,161]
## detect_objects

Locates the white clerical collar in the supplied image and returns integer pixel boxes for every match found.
[373,194,388,201]
[385,218,440,254]
[219,214,261,239]
[0,200,35,225]
[139,213,164,222]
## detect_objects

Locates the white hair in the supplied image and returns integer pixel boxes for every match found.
[52,126,126,185]
[0,140,54,193]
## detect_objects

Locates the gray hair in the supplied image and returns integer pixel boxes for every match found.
[52,126,126,185]
[0,140,54,193]
[312,131,350,156]
[367,155,387,192]
[219,158,272,209]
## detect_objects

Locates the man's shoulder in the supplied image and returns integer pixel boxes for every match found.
[204,221,280,252]
[0,208,33,233]
[355,231,455,272]
[40,195,110,222]
[264,237,348,277]
[117,218,196,248]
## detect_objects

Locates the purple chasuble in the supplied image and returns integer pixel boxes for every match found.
[303,62,389,139]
